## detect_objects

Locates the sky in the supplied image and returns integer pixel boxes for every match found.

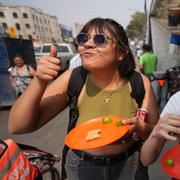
[1,0,151,35]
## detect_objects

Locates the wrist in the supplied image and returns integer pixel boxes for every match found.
[34,76,49,88]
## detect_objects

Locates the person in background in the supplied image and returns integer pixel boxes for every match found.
[8,18,158,180]
[69,39,82,69]
[141,91,180,170]
[69,53,82,69]
[139,44,158,78]
[136,47,143,60]
[8,55,35,98]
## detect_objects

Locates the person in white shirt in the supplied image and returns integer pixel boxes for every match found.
[69,53,82,69]
[141,91,180,166]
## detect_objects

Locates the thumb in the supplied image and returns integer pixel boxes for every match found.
[50,44,57,57]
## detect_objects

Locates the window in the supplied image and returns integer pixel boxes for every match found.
[25,24,31,29]
[34,46,40,53]
[0,12,5,18]
[28,34,32,39]
[57,45,69,53]
[42,45,51,53]
[15,23,21,30]
[19,34,23,39]
[2,23,7,29]
[22,13,28,18]
[12,12,18,18]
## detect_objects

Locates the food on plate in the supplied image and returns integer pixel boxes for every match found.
[166,157,175,167]
[102,117,112,124]
[115,120,124,126]
[86,129,101,141]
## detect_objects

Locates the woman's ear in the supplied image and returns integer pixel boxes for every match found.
[118,46,129,61]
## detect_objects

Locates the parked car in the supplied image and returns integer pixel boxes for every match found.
[35,43,76,73]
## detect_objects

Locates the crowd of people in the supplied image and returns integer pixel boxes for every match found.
[6,17,180,180]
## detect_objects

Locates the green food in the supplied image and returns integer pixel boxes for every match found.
[166,157,174,167]
[102,117,112,124]
[115,120,124,126]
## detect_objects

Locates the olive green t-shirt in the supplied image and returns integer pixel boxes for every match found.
[76,75,137,125]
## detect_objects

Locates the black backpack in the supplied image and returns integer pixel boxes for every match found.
[61,66,145,180]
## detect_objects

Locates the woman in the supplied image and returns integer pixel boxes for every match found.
[8,18,158,180]
[8,55,35,98]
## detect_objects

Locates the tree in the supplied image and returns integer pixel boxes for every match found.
[126,12,146,40]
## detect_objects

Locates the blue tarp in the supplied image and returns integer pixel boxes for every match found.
[0,38,15,107]
[170,33,180,46]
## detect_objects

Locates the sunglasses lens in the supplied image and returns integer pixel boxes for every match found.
[94,34,106,47]
[76,33,88,46]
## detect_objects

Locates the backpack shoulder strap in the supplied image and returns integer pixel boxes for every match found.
[129,71,145,108]
[67,66,88,98]
[62,67,88,180]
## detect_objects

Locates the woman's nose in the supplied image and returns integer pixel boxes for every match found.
[83,38,96,48]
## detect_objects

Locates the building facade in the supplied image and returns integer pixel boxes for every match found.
[60,24,73,43]
[0,4,62,44]
[147,0,180,70]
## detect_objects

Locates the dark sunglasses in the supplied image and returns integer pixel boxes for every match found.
[0,139,8,159]
[76,33,112,47]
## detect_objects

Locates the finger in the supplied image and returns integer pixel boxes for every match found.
[45,61,61,72]
[164,113,180,121]
[45,69,59,78]
[122,117,136,124]
[37,66,59,78]
[50,44,57,57]
[167,119,180,127]
[40,56,61,66]
[36,69,58,81]
[163,132,178,141]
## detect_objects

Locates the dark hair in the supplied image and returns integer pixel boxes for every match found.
[80,17,135,77]
[142,44,152,51]
[14,54,23,60]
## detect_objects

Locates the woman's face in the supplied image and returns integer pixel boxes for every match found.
[14,57,24,67]
[78,29,121,71]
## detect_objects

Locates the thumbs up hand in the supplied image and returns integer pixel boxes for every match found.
[35,44,61,84]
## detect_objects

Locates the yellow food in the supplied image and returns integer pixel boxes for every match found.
[86,129,101,141]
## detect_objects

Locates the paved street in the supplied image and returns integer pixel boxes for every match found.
[0,108,174,179]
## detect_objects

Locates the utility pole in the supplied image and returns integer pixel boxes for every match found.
[144,0,148,43]
[144,0,147,17]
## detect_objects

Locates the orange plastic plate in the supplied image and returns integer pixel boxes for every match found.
[65,116,129,150]
[161,144,180,179]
